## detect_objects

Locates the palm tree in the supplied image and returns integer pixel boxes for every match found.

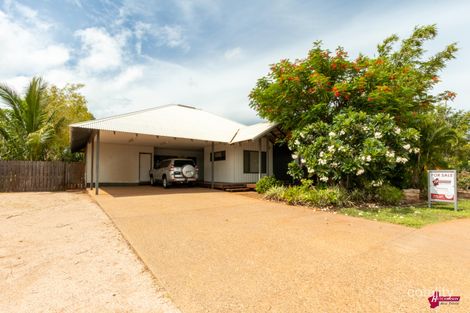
[411,114,458,188]
[0,77,58,160]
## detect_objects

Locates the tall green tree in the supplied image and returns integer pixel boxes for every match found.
[44,84,94,161]
[0,77,58,160]
[249,25,464,189]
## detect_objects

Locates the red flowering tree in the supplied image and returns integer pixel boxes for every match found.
[249,25,459,188]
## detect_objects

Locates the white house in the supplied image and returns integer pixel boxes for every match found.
[69,104,288,194]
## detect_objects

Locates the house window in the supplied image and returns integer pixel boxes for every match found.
[210,150,226,161]
[243,150,266,173]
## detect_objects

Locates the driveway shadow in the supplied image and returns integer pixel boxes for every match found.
[100,185,220,198]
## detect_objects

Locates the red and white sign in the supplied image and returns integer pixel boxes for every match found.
[429,170,456,202]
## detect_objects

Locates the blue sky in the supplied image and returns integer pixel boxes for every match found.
[1,0,469,124]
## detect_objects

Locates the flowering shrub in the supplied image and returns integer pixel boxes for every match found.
[288,110,419,188]
[249,25,461,192]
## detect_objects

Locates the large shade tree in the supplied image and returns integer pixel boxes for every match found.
[249,25,463,189]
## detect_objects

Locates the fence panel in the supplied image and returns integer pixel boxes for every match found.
[0,160,85,192]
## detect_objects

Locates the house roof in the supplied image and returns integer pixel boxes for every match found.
[230,122,276,143]
[70,104,278,152]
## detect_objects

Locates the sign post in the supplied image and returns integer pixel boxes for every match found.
[428,170,458,211]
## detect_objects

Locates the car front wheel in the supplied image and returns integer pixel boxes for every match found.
[162,176,168,188]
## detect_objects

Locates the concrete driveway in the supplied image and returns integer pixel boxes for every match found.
[92,186,470,313]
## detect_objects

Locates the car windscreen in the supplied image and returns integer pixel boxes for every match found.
[174,160,195,167]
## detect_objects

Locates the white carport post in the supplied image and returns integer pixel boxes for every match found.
[90,135,94,190]
[258,137,262,181]
[95,130,100,195]
[211,142,215,189]
[266,139,270,176]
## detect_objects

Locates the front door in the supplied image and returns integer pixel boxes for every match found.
[139,153,152,183]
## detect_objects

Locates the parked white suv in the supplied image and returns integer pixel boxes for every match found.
[149,158,198,188]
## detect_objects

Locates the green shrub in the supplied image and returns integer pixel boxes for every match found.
[374,185,403,205]
[264,186,287,201]
[348,189,370,203]
[267,183,402,207]
[282,185,308,205]
[304,187,348,207]
[266,183,348,208]
[256,176,282,194]
[458,171,470,190]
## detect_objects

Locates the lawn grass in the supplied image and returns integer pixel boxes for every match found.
[340,199,470,228]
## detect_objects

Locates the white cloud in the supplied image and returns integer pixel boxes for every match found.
[224,47,243,60]
[75,27,128,73]
[133,22,189,54]
[113,65,144,87]
[155,25,189,50]
[0,10,69,77]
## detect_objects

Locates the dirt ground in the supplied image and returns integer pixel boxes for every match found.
[92,186,470,313]
[0,191,180,313]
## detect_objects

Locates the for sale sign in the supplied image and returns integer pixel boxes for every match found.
[428,170,458,211]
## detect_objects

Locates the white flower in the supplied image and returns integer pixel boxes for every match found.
[292,154,298,159]
[319,151,325,157]
[394,127,401,134]
[307,167,315,174]
[396,156,408,164]
[362,126,368,132]
[374,132,382,139]
[331,162,338,168]
[327,145,335,152]
[366,155,372,162]
[318,159,327,165]
[356,168,365,176]
[329,131,336,137]
[300,158,306,164]
[403,144,411,150]
[412,147,420,153]
[371,180,383,187]
[386,150,395,158]
[320,176,328,182]
[339,130,345,135]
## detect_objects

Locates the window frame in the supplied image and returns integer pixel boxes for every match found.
[243,150,267,174]
[210,150,226,161]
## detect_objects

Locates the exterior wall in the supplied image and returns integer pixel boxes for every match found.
[204,138,273,183]
[86,141,153,184]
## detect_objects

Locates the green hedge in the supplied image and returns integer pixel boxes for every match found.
[264,183,403,207]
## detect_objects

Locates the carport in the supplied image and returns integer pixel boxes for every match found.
[70,104,282,195]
